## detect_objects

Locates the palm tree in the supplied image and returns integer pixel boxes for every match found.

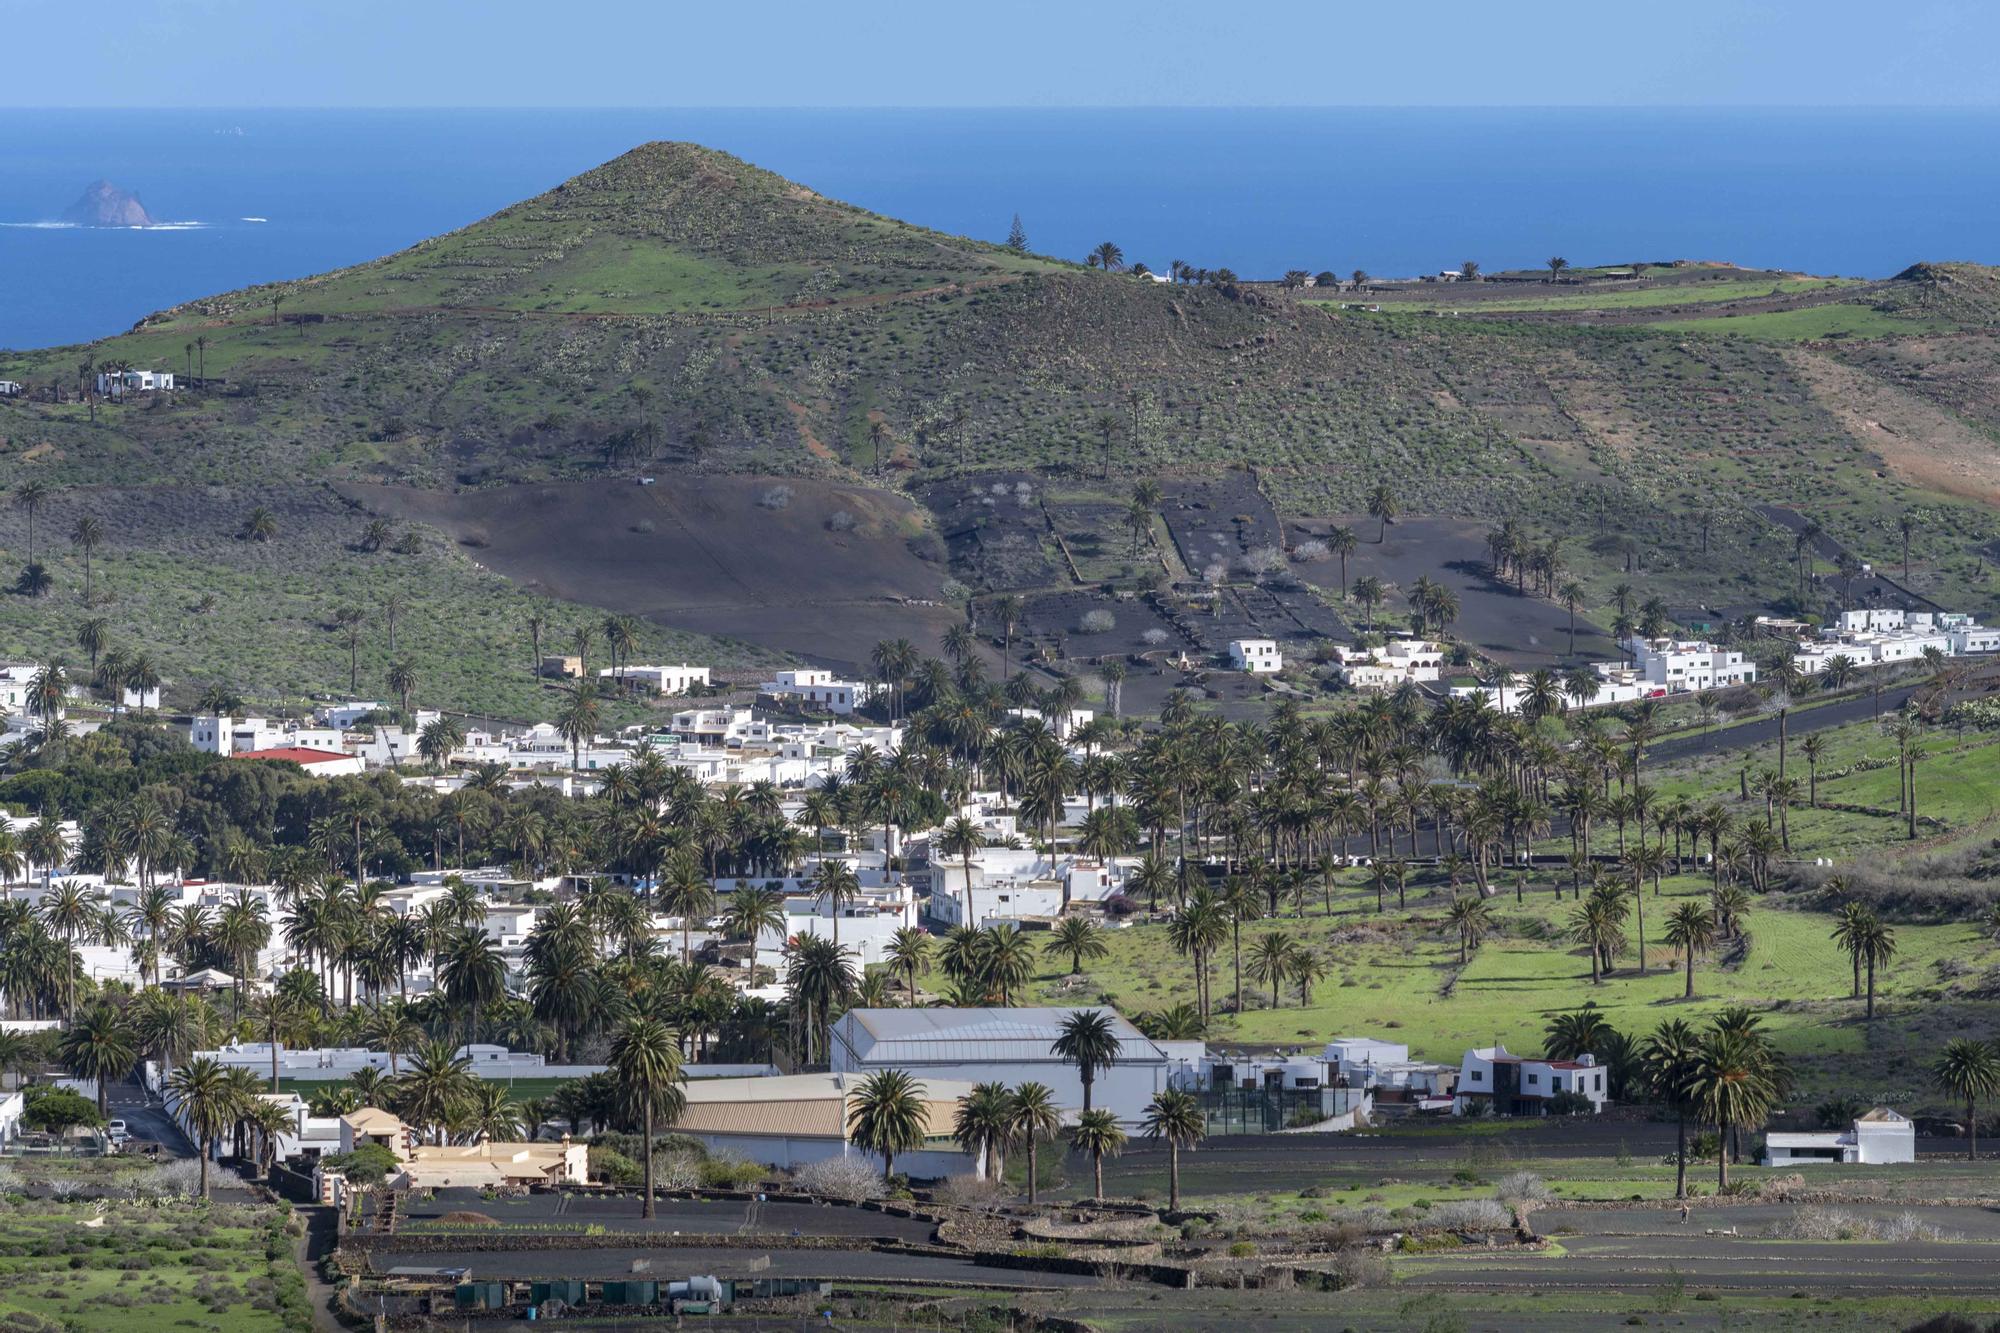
[167,1055,237,1199]
[1365,483,1398,543]
[1859,912,1897,1018]
[1663,900,1716,999]
[1547,256,1569,281]
[398,1038,475,1144]
[846,1069,929,1181]
[1445,895,1492,965]
[657,852,715,966]
[1051,1010,1122,1113]
[1932,1039,2000,1160]
[954,1081,1012,1181]
[883,926,931,1004]
[438,928,506,1044]
[14,483,50,564]
[68,516,103,603]
[1640,1019,1703,1199]
[1688,1026,1780,1193]
[811,858,860,950]
[609,1015,686,1218]
[386,660,418,717]
[1045,916,1109,976]
[1088,241,1125,272]
[1005,1082,1063,1205]
[1140,1088,1206,1212]
[58,1000,135,1120]
[1070,1108,1127,1201]
[241,507,278,543]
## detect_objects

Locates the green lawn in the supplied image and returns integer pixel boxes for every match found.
[0,1202,308,1331]
[1649,302,1957,340]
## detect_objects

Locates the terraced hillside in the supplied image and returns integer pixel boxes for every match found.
[4,142,2000,712]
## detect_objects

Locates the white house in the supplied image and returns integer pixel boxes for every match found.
[1229,639,1283,674]
[605,663,711,696]
[1453,1045,1607,1116]
[1625,638,1758,693]
[1334,640,1444,691]
[0,381,23,399]
[1763,1107,1915,1166]
[760,669,875,715]
[232,745,365,778]
[831,1006,1177,1125]
[95,369,174,395]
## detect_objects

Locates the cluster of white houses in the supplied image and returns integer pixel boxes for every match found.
[1789,609,2000,675]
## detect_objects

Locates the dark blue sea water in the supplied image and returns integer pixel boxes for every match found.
[5,107,1999,350]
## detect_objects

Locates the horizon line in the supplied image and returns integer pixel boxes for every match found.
[4,103,1997,113]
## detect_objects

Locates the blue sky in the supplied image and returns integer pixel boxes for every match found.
[5,0,1993,107]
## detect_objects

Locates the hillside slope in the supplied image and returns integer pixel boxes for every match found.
[3,143,2000,711]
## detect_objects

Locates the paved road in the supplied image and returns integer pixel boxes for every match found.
[106,1074,193,1157]
[374,1245,1103,1288]
[401,1188,936,1242]
[1644,685,1924,767]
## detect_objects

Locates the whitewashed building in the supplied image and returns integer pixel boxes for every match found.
[759,669,875,715]
[1453,1045,1607,1116]
[1229,639,1283,674]
[605,663,711,696]
[1763,1107,1915,1166]
[1334,639,1444,691]
[1625,637,1758,693]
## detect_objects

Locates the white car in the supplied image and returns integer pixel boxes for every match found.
[105,1119,129,1146]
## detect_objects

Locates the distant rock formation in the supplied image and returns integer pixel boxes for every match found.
[62,180,153,227]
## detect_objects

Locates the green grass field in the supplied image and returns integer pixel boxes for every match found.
[1650,302,1957,340]
[0,1202,307,1331]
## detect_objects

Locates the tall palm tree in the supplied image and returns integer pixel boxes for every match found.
[883,926,931,1005]
[656,852,715,966]
[1641,1018,1703,1200]
[1070,1108,1127,1201]
[397,1038,475,1144]
[58,1000,136,1120]
[14,482,50,564]
[846,1069,928,1181]
[167,1055,237,1199]
[437,928,505,1045]
[1932,1038,2000,1160]
[1005,1082,1062,1205]
[608,1015,686,1218]
[1140,1088,1206,1212]
[68,516,103,603]
[1688,1027,1779,1193]
[1045,916,1108,976]
[936,815,984,927]
[954,1081,1012,1181]
[1663,900,1716,999]
[1051,1010,1122,1113]
[811,858,860,950]
[1444,895,1492,965]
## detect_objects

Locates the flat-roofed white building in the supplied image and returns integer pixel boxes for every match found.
[605,663,711,696]
[1763,1107,1914,1166]
[1229,639,1283,673]
[760,669,875,715]
[1334,639,1444,691]
[1626,638,1757,693]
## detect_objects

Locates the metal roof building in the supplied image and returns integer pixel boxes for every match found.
[829,1007,1180,1125]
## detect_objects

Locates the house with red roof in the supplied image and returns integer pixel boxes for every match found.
[1453,1044,1607,1116]
[232,745,364,778]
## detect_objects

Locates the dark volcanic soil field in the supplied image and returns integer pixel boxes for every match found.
[345,477,957,671]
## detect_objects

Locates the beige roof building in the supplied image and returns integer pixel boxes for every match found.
[334,1109,587,1189]
[672,1072,975,1167]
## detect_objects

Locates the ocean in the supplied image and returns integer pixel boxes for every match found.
[3,107,1999,350]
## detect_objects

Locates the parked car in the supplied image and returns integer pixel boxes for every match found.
[105,1119,129,1147]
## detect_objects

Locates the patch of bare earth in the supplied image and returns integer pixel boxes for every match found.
[1783,347,2000,503]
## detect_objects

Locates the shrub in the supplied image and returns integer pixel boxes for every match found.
[1324,1248,1389,1290]
[1238,545,1286,576]
[655,1155,702,1192]
[1079,609,1117,634]
[1492,1172,1554,1206]
[1290,540,1330,562]
[588,1147,641,1187]
[631,519,657,534]
[758,486,794,510]
[792,1156,884,1202]
[1418,1200,1510,1231]
[827,510,857,532]
[698,1154,765,1190]
[933,1175,1003,1209]
[1142,628,1170,647]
